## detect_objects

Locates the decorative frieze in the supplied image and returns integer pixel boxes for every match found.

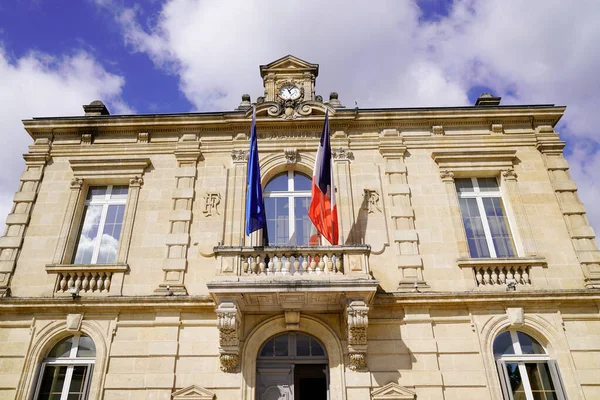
[332,147,354,161]
[231,149,249,162]
[137,132,149,143]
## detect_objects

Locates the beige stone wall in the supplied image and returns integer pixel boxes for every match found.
[0,301,598,399]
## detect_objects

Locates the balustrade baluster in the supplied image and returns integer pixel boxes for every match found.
[59,274,67,292]
[104,273,111,291]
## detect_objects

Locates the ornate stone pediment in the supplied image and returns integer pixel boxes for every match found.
[371,383,416,400]
[250,100,333,120]
[260,54,319,79]
[172,385,215,399]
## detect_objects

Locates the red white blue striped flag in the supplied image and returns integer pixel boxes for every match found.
[308,110,339,245]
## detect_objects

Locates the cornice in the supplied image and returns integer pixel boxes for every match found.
[21,105,566,139]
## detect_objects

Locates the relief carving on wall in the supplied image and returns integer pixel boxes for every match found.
[363,189,382,214]
[231,149,249,162]
[346,300,369,371]
[202,192,221,217]
[284,148,297,164]
[332,147,354,161]
[216,302,240,372]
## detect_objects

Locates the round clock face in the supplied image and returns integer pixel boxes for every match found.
[279,85,301,100]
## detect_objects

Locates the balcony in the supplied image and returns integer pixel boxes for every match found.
[207,245,377,313]
[458,257,548,290]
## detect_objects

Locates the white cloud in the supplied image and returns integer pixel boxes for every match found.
[0,47,130,224]
[107,0,600,234]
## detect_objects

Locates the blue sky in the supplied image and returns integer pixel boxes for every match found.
[0,0,599,237]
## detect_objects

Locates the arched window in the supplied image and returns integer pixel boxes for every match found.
[494,330,567,400]
[33,334,95,400]
[264,171,317,246]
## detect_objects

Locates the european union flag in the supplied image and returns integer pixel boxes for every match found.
[245,107,268,244]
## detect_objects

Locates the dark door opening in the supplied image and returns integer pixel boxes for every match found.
[294,364,327,400]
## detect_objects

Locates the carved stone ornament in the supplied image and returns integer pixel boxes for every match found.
[439,170,455,182]
[432,125,444,135]
[137,132,149,143]
[492,124,504,134]
[231,149,249,162]
[66,313,83,331]
[346,300,369,346]
[348,352,367,371]
[81,133,93,145]
[129,176,144,187]
[363,189,382,214]
[502,168,518,180]
[70,177,84,189]
[332,147,354,161]
[284,148,297,164]
[219,353,239,373]
[202,192,221,217]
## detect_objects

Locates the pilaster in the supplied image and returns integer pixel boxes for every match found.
[0,138,51,297]
[536,127,600,288]
[155,134,201,295]
[332,146,355,245]
[379,130,427,290]
[225,146,248,246]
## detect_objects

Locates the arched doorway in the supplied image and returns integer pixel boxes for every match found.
[256,332,329,400]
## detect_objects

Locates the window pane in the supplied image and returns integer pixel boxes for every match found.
[109,185,129,199]
[517,332,545,355]
[265,197,289,245]
[38,365,68,400]
[293,172,312,191]
[526,363,558,400]
[73,205,103,264]
[48,336,74,358]
[274,335,288,356]
[455,178,474,193]
[265,173,289,192]
[86,186,107,201]
[478,177,499,192]
[483,197,516,257]
[310,337,325,356]
[493,331,515,356]
[260,338,275,357]
[506,363,528,400]
[96,204,125,264]
[76,336,96,358]
[294,197,314,246]
[67,365,89,400]
[296,334,310,356]
[459,198,490,258]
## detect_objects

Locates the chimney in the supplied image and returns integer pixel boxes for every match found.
[475,93,501,106]
[83,100,110,116]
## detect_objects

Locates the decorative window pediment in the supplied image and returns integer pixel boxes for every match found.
[172,385,215,400]
[371,382,416,400]
[431,149,516,175]
[69,157,150,179]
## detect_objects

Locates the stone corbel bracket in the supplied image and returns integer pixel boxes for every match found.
[346,300,369,371]
[216,301,241,373]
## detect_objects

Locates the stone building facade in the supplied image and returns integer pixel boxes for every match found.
[0,55,599,400]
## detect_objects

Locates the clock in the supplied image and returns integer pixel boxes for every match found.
[279,85,301,100]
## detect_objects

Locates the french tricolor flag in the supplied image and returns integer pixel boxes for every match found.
[308,110,339,245]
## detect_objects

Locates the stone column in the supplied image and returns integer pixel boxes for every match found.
[225,149,248,246]
[332,147,355,245]
[156,134,201,295]
[537,126,600,287]
[0,138,51,296]
[346,300,369,371]
[379,130,427,290]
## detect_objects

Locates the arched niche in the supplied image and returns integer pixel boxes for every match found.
[240,314,346,400]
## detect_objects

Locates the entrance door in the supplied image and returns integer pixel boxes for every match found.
[257,366,294,400]
[256,333,329,400]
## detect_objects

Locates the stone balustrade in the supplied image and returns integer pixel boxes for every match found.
[45,264,128,296]
[213,245,372,280]
[474,265,531,288]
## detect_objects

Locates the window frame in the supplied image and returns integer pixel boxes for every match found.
[456,177,517,258]
[33,334,95,400]
[72,185,128,265]
[264,171,315,246]
[494,331,567,400]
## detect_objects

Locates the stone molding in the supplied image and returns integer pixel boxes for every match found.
[431,149,517,173]
[172,385,215,400]
[69,157,151,179]
[371,382,416,400]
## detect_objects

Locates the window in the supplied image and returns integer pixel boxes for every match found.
[73,185,128,264]
[33,334,95,400]
[259,333,327,360]
[264,171,317,246]
[494,331,567,400]
[456,177,516,258]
